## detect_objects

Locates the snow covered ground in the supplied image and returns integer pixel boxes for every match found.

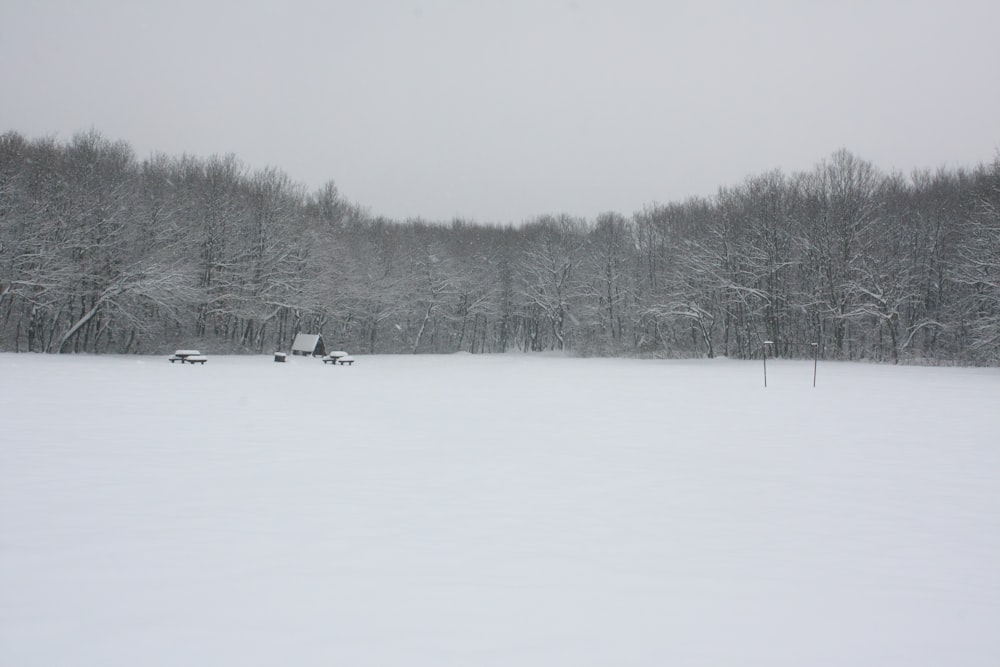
[2,353,998,666]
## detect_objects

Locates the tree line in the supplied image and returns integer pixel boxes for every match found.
[1,129,998,364]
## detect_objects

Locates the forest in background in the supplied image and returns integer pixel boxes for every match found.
[1,130,998,364]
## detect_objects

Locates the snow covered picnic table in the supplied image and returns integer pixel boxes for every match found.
[168,350,207,364]
[322,351,354,365]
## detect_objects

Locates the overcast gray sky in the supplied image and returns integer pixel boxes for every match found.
[3,0,998,223]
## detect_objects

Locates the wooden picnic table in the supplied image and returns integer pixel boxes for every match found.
[322,352,354,365]
[168,350,208,364]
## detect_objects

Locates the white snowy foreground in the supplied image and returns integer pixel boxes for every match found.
[2,353,998,666]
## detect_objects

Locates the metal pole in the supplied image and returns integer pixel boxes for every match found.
[811,342,818,387]
[763,341,773,388]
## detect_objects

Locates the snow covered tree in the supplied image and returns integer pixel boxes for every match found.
[796,150,887,358]
[956,157,1000,362]
[517,215,590,351]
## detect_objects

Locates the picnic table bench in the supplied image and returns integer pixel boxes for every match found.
[322,351,354,365]
[168,350,208,364]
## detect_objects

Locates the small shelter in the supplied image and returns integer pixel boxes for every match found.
[290,333,326,357]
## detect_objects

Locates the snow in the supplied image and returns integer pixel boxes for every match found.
[2,353,998,666]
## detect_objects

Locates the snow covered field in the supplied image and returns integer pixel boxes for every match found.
[2,353,998,666]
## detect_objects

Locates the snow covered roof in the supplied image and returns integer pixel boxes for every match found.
[291,333,323,353]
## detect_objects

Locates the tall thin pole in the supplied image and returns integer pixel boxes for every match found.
[811,342,818,387]
[763,341,773,388]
